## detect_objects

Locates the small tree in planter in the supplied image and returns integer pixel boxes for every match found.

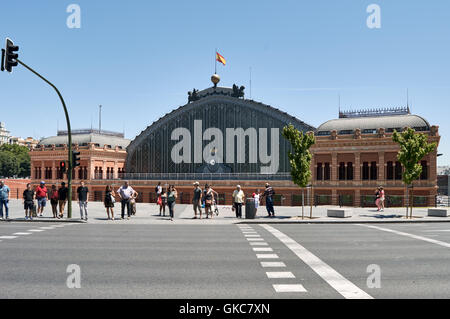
[392,127,437,218]
[282,124,315,219]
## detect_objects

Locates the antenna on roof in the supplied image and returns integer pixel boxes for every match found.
[406,88,411,113]
[338,94,341,117]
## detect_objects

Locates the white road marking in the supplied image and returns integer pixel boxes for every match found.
[28,229,45,232]
[250,242,269,246]
[245,234,261,238]
[247,238,264,241]
[242,231,258,234]
[253,247,273,252]
[423,230,450,232]
[13,233,31,235]
[40,227,56,230]
[0,236,18,239]
[273,284,306,293]
[266,272,295,279]
[256,254,279,259]
[261,262,286,268]
[262,225,372,299]
[358,224,450,248]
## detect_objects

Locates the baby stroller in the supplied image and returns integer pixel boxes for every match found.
[212,197,219,216]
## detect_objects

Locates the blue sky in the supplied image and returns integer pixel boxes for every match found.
[1,0,449,164]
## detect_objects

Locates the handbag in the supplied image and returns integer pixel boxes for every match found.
[157,196,162,206]
[110,194,116,204]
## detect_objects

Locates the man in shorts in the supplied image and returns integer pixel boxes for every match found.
[35,181,48,217]
[23,183,35,220]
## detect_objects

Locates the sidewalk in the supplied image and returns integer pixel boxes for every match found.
[1,200,449,224]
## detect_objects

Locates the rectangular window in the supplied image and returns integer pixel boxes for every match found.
[420,161,428,180]
[395,162,402,180]
[347,162,353,180]
[370,162,377,180]
[362,162,369,180]
[387,161,394,180]
[324,163,331,180]
[339,162,346,181]
[316,163,323,181]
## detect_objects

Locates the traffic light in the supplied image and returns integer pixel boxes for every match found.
[4,38,19,73]
[72,151,81,168]
[60,161,67,173]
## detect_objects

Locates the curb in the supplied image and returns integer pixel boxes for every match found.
[1,219,85,224]
[236,218,450,225]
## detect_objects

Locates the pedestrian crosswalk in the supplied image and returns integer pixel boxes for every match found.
[0,223,72,243]
[237,224,307,294]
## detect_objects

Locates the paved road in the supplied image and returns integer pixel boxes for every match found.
[1,221,450,298]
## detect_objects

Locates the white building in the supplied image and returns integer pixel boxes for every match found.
[0,122,11,145]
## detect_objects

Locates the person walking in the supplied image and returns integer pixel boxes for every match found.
[77,181,89,221]
[50,185,59,219]
[58,182,68,219]
[203,185,218,219]
[232,185,245,219]
[158,190,167,216]
[23,183,35,221]
[35,181,48,217]
[117,181,135,220]
[0,180,11,220]
[262,183,275,218]
[167,185,178,221]
[379,187,385,212]
[375,187,381,211]
[104,185,115,220]
[192,182,203,219]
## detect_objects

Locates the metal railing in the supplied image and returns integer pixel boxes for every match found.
[121,172,292,181]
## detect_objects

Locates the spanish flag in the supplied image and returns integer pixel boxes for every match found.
[216,52,226,65]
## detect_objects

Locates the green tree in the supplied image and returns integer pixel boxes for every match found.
[282,124,315,219]
[0,144,31,178]
[392,127,437,218]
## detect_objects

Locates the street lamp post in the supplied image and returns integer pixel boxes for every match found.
[16,59,74,218]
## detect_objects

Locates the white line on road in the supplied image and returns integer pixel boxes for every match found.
[423,230,450,232]
[247,238,264,241]
[256,254,279,259]
[261,225,372,299]
[261,262,286,268]
[266,272,295,279]
[28,229,45,232]
[13,233,31,235]
[245,234,261,238]
[253,247,273,252]
[273,284,306,293]
[39,227,56,230]
[249,242,269,246]
[358,224,450,248]
[0,236,18,239]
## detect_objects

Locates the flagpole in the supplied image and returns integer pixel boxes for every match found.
[215,48,217,74]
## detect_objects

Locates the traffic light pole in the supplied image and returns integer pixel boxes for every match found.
[16,59,74,219]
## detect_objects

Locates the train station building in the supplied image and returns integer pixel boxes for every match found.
[28,75,441,207]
